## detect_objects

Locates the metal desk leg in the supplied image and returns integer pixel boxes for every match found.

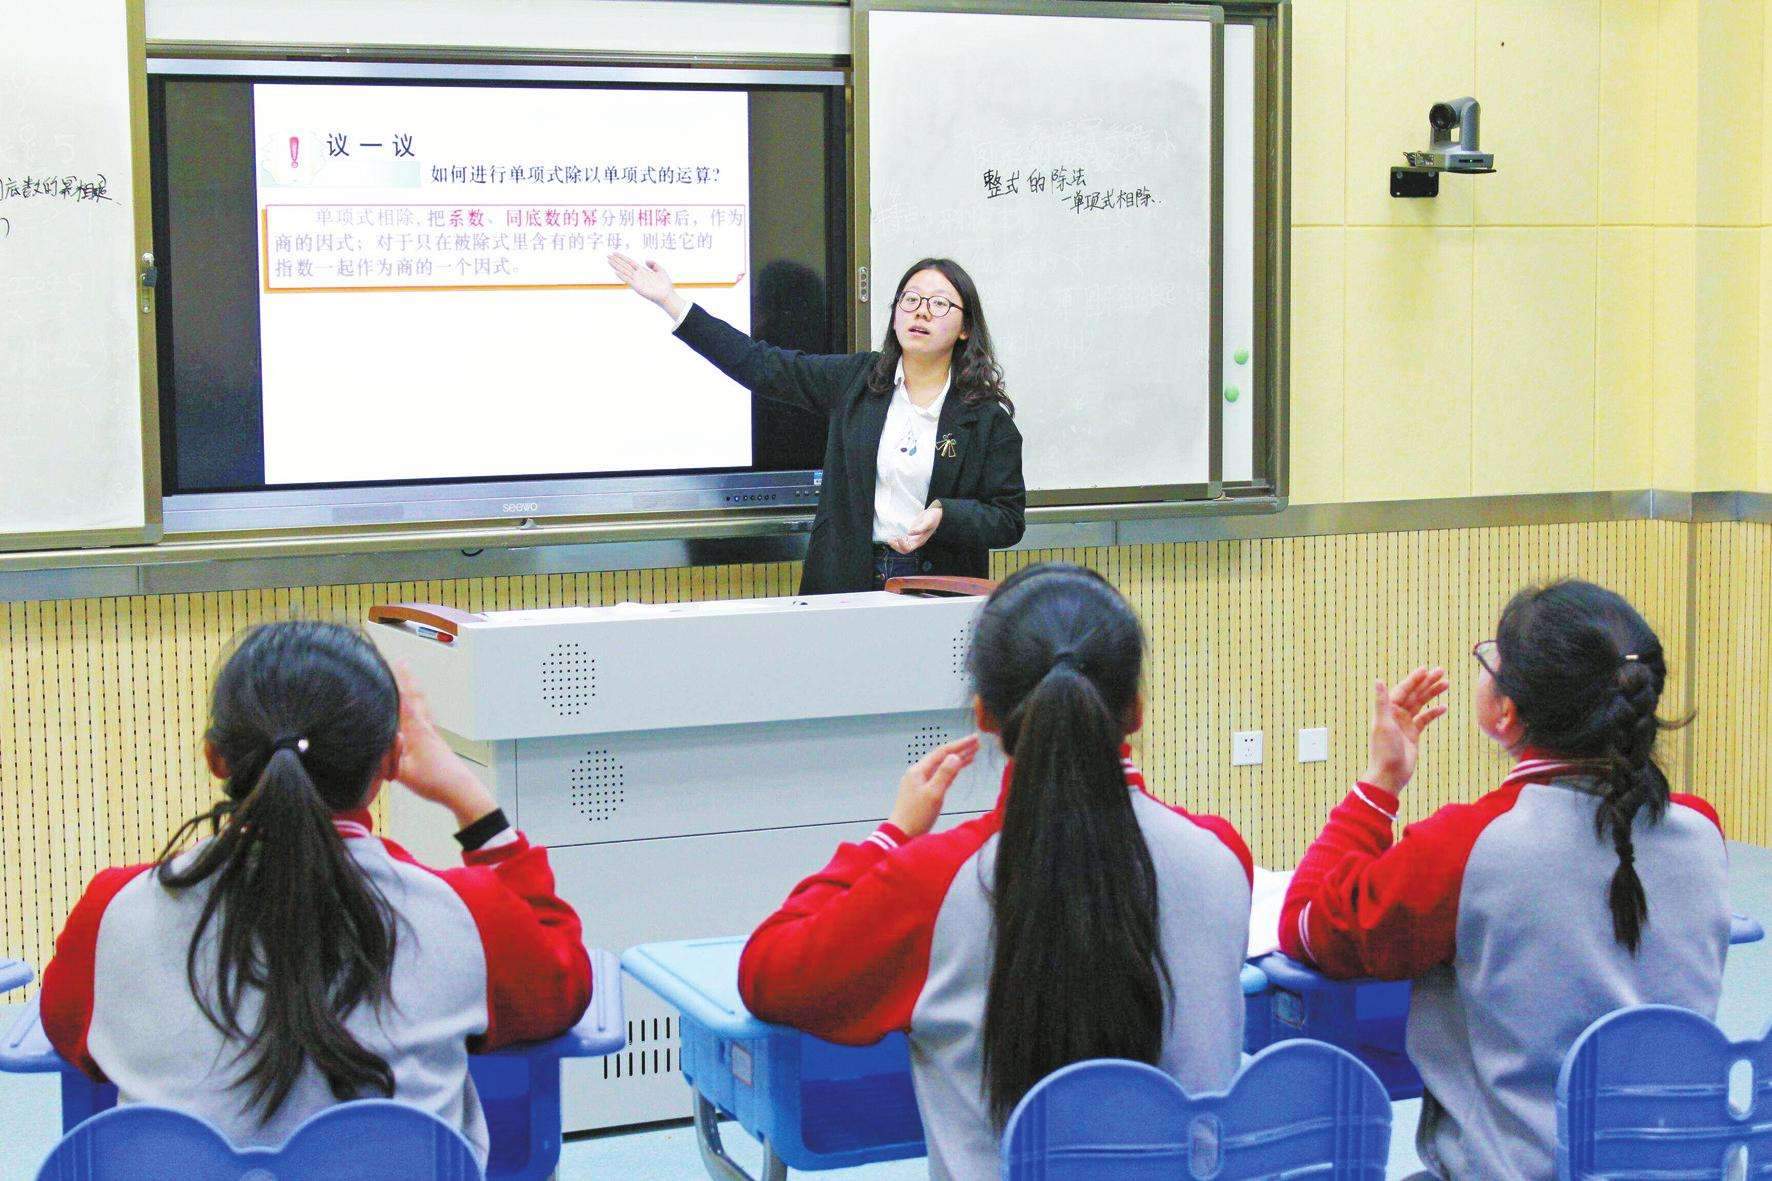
[694,1094,788,1181]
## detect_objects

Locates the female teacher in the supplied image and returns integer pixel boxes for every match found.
[608,253,1025,595]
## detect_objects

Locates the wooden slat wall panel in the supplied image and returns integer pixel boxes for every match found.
[991,520,1696,868]
[1692,522,1771,844]
[2,518,1758,1001]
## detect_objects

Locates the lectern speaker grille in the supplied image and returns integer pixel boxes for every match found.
[541,642,597,715]
[569,749,625,823]
[907,724,957,765]
[952,628,973,679]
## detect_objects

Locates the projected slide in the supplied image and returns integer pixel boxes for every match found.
[252,84,752,486]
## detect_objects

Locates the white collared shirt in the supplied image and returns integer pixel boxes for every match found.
[872,363,948,543]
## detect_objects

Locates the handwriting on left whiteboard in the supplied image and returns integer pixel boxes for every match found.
[0,173,116,204]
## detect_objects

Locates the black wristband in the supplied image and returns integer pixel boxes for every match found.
[454,808,511,852]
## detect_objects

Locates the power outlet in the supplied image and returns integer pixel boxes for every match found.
[1232,730,1264,767]
[1298,727,1330,763]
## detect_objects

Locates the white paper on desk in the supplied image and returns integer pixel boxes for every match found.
[1247,867,1293,959]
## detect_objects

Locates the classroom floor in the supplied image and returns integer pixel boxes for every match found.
[4,841,1769,1181]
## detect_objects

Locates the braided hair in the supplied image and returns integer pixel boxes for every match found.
[1492,580,1689,953]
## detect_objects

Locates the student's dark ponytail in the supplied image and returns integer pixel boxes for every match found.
[157,621,402,1120]
[972,563,1167,1127]
[1492,580,1686,954]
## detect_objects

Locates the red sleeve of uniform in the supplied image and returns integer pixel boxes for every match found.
[1174,807,1254,885]
[1278,783,1520,981]
[40,863,155,1081]
[388,834,592,1051]
[1671,793,1724,839]
[739,819,992,1045]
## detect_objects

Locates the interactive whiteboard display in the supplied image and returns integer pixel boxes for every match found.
[250,84,753,486]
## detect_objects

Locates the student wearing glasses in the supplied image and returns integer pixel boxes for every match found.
[1279,580,1729,1181]
[609,253,1025,594]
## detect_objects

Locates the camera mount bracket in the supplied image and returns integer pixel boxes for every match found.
[1390,166,1440,198]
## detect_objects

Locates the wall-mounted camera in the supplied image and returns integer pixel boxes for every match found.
[1392,97,1496,198]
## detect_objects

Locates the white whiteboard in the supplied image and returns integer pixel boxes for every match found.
[0,0,156,550]
[862,3,1219,496]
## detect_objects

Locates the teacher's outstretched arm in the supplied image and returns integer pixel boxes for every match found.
[608,253,868,418]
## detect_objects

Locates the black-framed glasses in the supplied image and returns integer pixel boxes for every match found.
[1472,639,1499,676]
[897,291,962,318]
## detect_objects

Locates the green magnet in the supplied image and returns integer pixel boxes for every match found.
[1233,348,1250,366]
[1223,385,1240,403]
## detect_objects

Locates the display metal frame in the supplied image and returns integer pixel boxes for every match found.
[148,55,850,536]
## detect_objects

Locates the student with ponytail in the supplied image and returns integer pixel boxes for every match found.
[1280,580,1730,1181]
[739,563,1252,1179]
[40,621,591,1164]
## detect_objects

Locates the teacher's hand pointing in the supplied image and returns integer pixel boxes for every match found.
[608,252,687,322]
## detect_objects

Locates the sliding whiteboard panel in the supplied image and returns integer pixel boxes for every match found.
[859,1,1221,500]
[0,0,159,551]
[1222,19,1256,483]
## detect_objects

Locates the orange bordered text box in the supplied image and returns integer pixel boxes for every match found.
[261,202,748,294]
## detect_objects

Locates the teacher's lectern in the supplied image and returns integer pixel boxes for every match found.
[368,586,994,1131]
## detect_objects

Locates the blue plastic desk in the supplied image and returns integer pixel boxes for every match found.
[1733,912,1765,945]
[1247,912,1766,1102]
[0,959,32,993]
[0,948,624,1181]
[624,937,917,1181]
[631,915,1763,1178]
[624,938,1269,1180]
[1247,954,1418,1099]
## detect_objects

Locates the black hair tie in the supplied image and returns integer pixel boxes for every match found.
[1048,650,1084,674]
[269,735,310,756]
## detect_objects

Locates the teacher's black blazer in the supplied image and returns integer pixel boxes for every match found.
[676,305,1026,595]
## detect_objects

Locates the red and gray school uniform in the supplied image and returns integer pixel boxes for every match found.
[1280,754,1730,1181]
[40,811,592,1166]
[739,752,1254,1181]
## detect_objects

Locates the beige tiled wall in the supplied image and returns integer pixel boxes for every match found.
[1760,3,1772,491]
[1290,0,1769,501]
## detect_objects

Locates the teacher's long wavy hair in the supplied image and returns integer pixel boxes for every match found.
[867,257,1014,415]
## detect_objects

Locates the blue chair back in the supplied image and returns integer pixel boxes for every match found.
[36,1100,484,1181]
[1000,1041,1390,1180]
[1558,1004,1772,1180]
[1001,1059,1189,1179]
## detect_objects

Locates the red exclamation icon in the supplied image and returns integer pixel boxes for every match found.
[289,136,301,171]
